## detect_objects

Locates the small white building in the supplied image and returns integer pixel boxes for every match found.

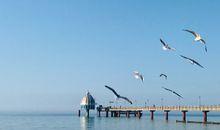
[80,92,95,116]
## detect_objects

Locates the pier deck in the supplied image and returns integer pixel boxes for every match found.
[96,105,220,124]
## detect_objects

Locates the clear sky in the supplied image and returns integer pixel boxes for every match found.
[0,0,219,113]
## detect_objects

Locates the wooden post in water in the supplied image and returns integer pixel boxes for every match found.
[127,111,130,118]
[182,111,187,122]
[150,110,155,120]
[203,111,209,124]
[86,109,90,117]
[106,110,109,117]
[164,110,170,121]
[98,110,101,117]
[138,111,141,119]
[111,111,113,117]
[78,110,81,117]
[114,111,117,117]
[118,111,120,117]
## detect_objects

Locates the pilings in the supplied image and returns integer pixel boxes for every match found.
[138,111,141,119]
[95,106,219,124]
[118,111,121,117]
[203,111,209,124]
[182,111,187,122]
[78,110,81,117]
[126,111,130,118]
[86,109,89,117]
[106,110,109,117]
[164,110,170,121]
[98,110,101,117]
[150,110,155,120]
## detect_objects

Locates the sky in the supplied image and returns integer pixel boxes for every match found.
[0,0,220,113]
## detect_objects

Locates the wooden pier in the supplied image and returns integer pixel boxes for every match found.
[96,105,220,124]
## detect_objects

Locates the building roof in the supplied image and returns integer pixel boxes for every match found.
[80,92,95,107]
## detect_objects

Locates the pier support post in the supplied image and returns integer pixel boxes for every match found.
[138,111,141,119]
[86,109,90,117]
[127,111,130,118]
[106,110,109,117]
[164,110,170,121]
[98,110,101,117]
[150,110,155,120]
[114,111,117,117]
[203,111,209,124]
[182,111,187,122]
[78,110,81,117]
[118,111,120,117]
[111,112,113,117]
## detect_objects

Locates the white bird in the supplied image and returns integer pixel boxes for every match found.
[183,29,207,52]
[160,38,176,51]
[133,71,144,82]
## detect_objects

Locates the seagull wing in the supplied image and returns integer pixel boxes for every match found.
[140,75,144,82]
[173,91,183,99]
[162,87,173,92]
[105,85,120,97]
[180,55,193,61]
[180,55,204,68]
[119,96,132,104]
[160,74,167,79]
[134,71,144,82]
[192,59,204,68]
[183,29,197,37]
[160,38,166,46]
[200,39,206,44]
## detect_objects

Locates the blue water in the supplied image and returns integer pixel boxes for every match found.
[0,112,220,130]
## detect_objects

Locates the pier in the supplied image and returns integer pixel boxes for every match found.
[96,105,220,124]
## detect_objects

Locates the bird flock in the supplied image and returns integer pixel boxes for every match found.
[104,29,207,105]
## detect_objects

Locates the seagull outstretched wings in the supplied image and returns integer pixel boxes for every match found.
[162,87,183,99]
[105,85,132,104]
[160,73,167,80]
[183,29,207,52]
[180,55,204,68]
[160,38,176,51]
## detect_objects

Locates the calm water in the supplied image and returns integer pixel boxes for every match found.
[1,112,220,130]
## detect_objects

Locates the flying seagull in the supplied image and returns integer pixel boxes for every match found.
[160,73,167,80]
[133,71,144,82]
[105,85,132,104]
[180,55,204,68]
[160,38,176,51]
[162,87,183,99]
[183,29,207,52]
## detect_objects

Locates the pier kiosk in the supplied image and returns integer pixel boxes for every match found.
[80,92,96,117]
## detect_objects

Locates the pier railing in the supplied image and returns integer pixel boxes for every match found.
[109,105,220,111]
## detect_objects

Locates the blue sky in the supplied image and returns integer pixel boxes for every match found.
[0,0,219,113]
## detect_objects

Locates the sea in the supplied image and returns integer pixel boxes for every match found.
[1,112,220,130]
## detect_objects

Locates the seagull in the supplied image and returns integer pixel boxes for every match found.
[162,87,183,99]
[133,71,144,82]
[105,85,132,104]
[183,29,207,52]
[160,38,176,51]
[180,55,204,68]
[160,73,167,80]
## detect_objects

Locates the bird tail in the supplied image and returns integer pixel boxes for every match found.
[205,45,207,52]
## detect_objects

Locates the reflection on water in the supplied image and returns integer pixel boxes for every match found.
[80,116,95,130]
